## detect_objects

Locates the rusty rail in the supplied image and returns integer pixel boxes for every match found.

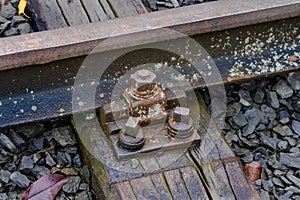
[0,0,299,128]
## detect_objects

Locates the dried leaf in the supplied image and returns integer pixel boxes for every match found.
[18,0,30,18]
[22,174,69,200]
[244,161,262,182]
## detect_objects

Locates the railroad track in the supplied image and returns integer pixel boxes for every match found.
[0,0,299,199]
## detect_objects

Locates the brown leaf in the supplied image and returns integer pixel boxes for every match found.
[244,161,262,182]
[22,174,69,200]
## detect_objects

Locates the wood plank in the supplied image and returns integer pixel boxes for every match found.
[114,181,137,200]
[180,166,210,200]
[150,173,172,200]
[57,0,90,26]
[27,0,67,30]
[81,0,109,22]
[131,0,149,14]
[164,169,190,199]
[130,176,160,200]
[99,0,116,19]
[190,147,236,200]
[225,161,260,200]
[139,156,160,172]
[108,0,139,17]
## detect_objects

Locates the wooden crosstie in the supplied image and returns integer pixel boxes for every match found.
[27,0,148,31]
[74,96,260,199]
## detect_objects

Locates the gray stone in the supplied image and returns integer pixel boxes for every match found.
[268,155,287,170]
[279,191,293,200]
[75,191,92,200]
[0,16,8,23]
[0,170,11,184]
[240,81,256,91]
[9,129,25,146]
[288,72,300,90]
[62,176,81,194]
[254,88,265,103]
[285,186,300,193]
[31,166,50,178]
[272,177,285,187]
[17,23,31,34]
[278,141,289,151]
[286,174,300,188]
[281,99,294,111]
[32,137,44,150]
[241,152,253,163]
[280,176,293,185]
[10,171,30,188]
[19,156,34,172]
[262,179,272,192]
[226,102,242,117]
[147,0,157,10]
[0,193,8,200]
[292,120,300,135]
[242,108,261,136]
[33,153,42,163]
[231,113,247,128]
[285,137,297,147]
[238,89,252,106]
[0,21,10,34]
[274,169,285,177]
[79,183,89,191]
[260,190,270,200]
[16,123,45,138]
[45,152,56,167]
[273,80,293,99]
[11,15,26,27]
[267,91,280,109]
[290,147,300,153]
[273,125,293,137]
[56,152,72,167]
[294,100,300,113]
[260,134,278,151]
[292,112,300,121]
[0,4,16,19]
[53,126,76,147]
[280,152,300,168]
[279,110,290,124]
[73,154,82,168]
[254,179,261,187]
[224,131,238,144]
[0,133,16,152]
[256,124,266,131]
[3,27,18,37]
[10,0,19,8]
[260,105,276,122]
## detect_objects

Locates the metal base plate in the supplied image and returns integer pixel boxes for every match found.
[109,124,201,160]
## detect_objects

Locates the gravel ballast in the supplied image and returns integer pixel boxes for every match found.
[219,72,300,199]
[0,119,94,199]
[0,0,33,37]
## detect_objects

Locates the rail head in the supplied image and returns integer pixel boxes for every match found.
[0,0,300,71]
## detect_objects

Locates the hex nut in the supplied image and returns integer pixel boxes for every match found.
[131,69,157,93]
[173,107,190,124]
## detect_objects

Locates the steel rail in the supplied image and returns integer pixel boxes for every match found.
[0,0,299,128]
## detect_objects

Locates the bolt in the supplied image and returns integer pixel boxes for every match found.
[173,107,190,124]
[124,117,140,138]
[131,69,157,93]
[168,106,194,138]
[119,117,145,150]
